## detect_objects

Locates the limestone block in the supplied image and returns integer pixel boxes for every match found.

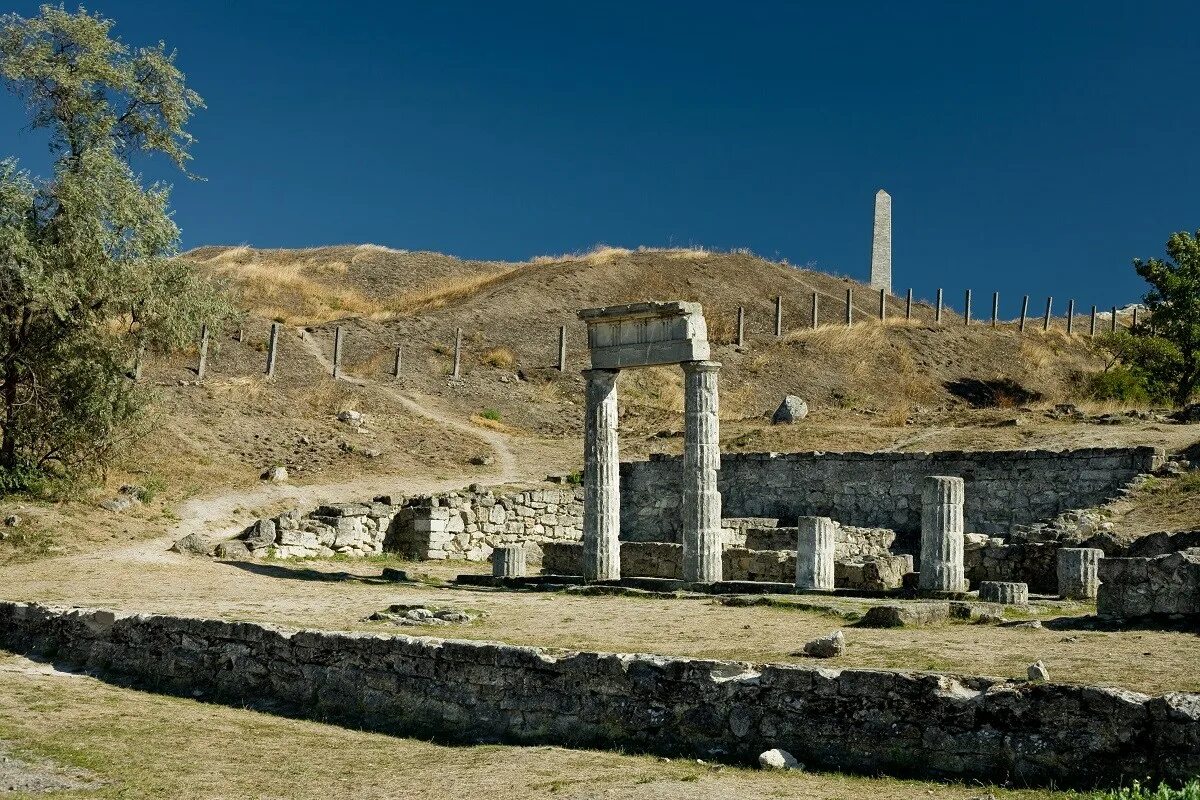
[795,517,835,590]
[493,546,527,578]
[979,581,1029,605]
[1057,548,1103,600]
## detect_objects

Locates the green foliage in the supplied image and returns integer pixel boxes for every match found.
[0,6,234,488]
[1086,779,1200,799]
[1087,331,1181,405]
[1133,231,1200,406]
[480,408,502,421]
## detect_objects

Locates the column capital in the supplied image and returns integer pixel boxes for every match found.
[681,360,721,373]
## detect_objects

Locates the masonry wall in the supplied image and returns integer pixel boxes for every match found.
[1,602,1196,788]
[621,447,1161,541]
[1097,550,1200,619]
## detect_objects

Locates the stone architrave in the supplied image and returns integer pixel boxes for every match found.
[579,301,709,369]
[870,189,892,294]
[582,369,620,582]
[1057,547,1103,600]
[919,475,966,594]
[492,545,527,578]
[795,516,835,590]
[682,360,722,583]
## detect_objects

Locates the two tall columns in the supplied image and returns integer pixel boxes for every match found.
[582,361,722,583]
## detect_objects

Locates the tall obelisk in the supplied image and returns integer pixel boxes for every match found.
[870,189,892,295]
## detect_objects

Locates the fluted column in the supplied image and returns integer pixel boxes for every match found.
[492,545,527,578]
[919,475,966,595]
[582,369,620,582]
[795,516,835,590]
[1057,547,1103,600]
[682,360,722,583]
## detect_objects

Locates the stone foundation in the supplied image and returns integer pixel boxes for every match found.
[1097,549,1200,620]
[965,540,1059,594]
[1,602,1196,788]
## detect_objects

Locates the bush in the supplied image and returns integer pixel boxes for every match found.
[1085,366,1152,404]
[480,408,502,421]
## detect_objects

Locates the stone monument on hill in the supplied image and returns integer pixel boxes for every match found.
[870,188,892,294]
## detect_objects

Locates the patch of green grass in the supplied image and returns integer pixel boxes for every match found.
[1085,780,1200,800]
[480,408,502,421]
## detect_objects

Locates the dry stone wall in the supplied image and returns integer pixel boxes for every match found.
[621,447,1160,541]
[1,602,1197,788]
[248,485,583,561]
[1097,550,1200,620]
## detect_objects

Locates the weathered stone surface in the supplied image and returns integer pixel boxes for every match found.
[795,517,835,590]
[966,540,1057,594]
[579,301,710,369]
[242,519,276,550]
[583,368,621,582]
[835,554,913,591]
[802,630,844,658]
[492,545,527,578]
[860,603,950,628]
[919,476,966,595]
[681,361,722,583]
[1058,547,1103,600]
[620,447,1161,542]
[1097,549,1200,619]
[170,533,216,557]
[979,581,1029,606]
[3,601,1193,788]
[261,465,288,483]
[1028,661,1050,681]
[771,396,808,425]
[213,540,251,560]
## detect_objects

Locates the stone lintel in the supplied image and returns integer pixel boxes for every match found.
[579,300,710,369]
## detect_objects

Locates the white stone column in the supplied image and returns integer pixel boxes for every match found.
[1057,547,1103,600]
[919,475,966,595]
[582,368,620,582]
[492,545,527,578]
[682,361,722,583]
[795,516,835,590]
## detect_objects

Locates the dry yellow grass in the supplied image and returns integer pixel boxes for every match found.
[529,244,713,267]
[480,346,516,369]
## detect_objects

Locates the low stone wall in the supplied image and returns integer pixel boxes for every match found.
[964,539,1059,594]
[1097,549,1200,619]
[542,543,912,590]
[621,447,1161,541]
[247,485,584,561]
[1,602,1196,788]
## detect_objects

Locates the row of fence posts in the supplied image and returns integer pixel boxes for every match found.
[743,290,1135,340]
[186,292,1141,382]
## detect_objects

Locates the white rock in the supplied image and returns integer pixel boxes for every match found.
[1027,660,1050,681]
[771,395,809,425]
[758,749,800,770]
[261,465,289,483]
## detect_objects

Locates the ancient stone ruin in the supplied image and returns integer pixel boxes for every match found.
[578,301,722,583]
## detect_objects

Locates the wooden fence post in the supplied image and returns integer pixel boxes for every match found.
[1042,297,1053,331]
[878,288,886,322]
[332,326,344,379]
[452,328,463,379]
[266,322,280,378]
[558,325,567,371]
[196,323,209,380]
[905,288,913,320]
[991,292,999,327]
[845,288,853,326]
[1066,299,1075,335]
[1132,307,1138,329]
[1110,306,1117,334]
[394,346,402,378]
[811,293,819,329]
[964,289,972,326]
[935,288,943,324]
[1019,295,1029,332]
[774,295,783,338]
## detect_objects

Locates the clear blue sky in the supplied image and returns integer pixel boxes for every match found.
[3,1,1198,311]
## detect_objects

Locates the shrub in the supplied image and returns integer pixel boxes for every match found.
[480,408,502,421]
[1085,366,1152,404]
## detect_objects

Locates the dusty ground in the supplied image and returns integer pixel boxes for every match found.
[0,652,1076,800]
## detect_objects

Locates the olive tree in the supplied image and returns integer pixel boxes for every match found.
[0,5,232,487]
